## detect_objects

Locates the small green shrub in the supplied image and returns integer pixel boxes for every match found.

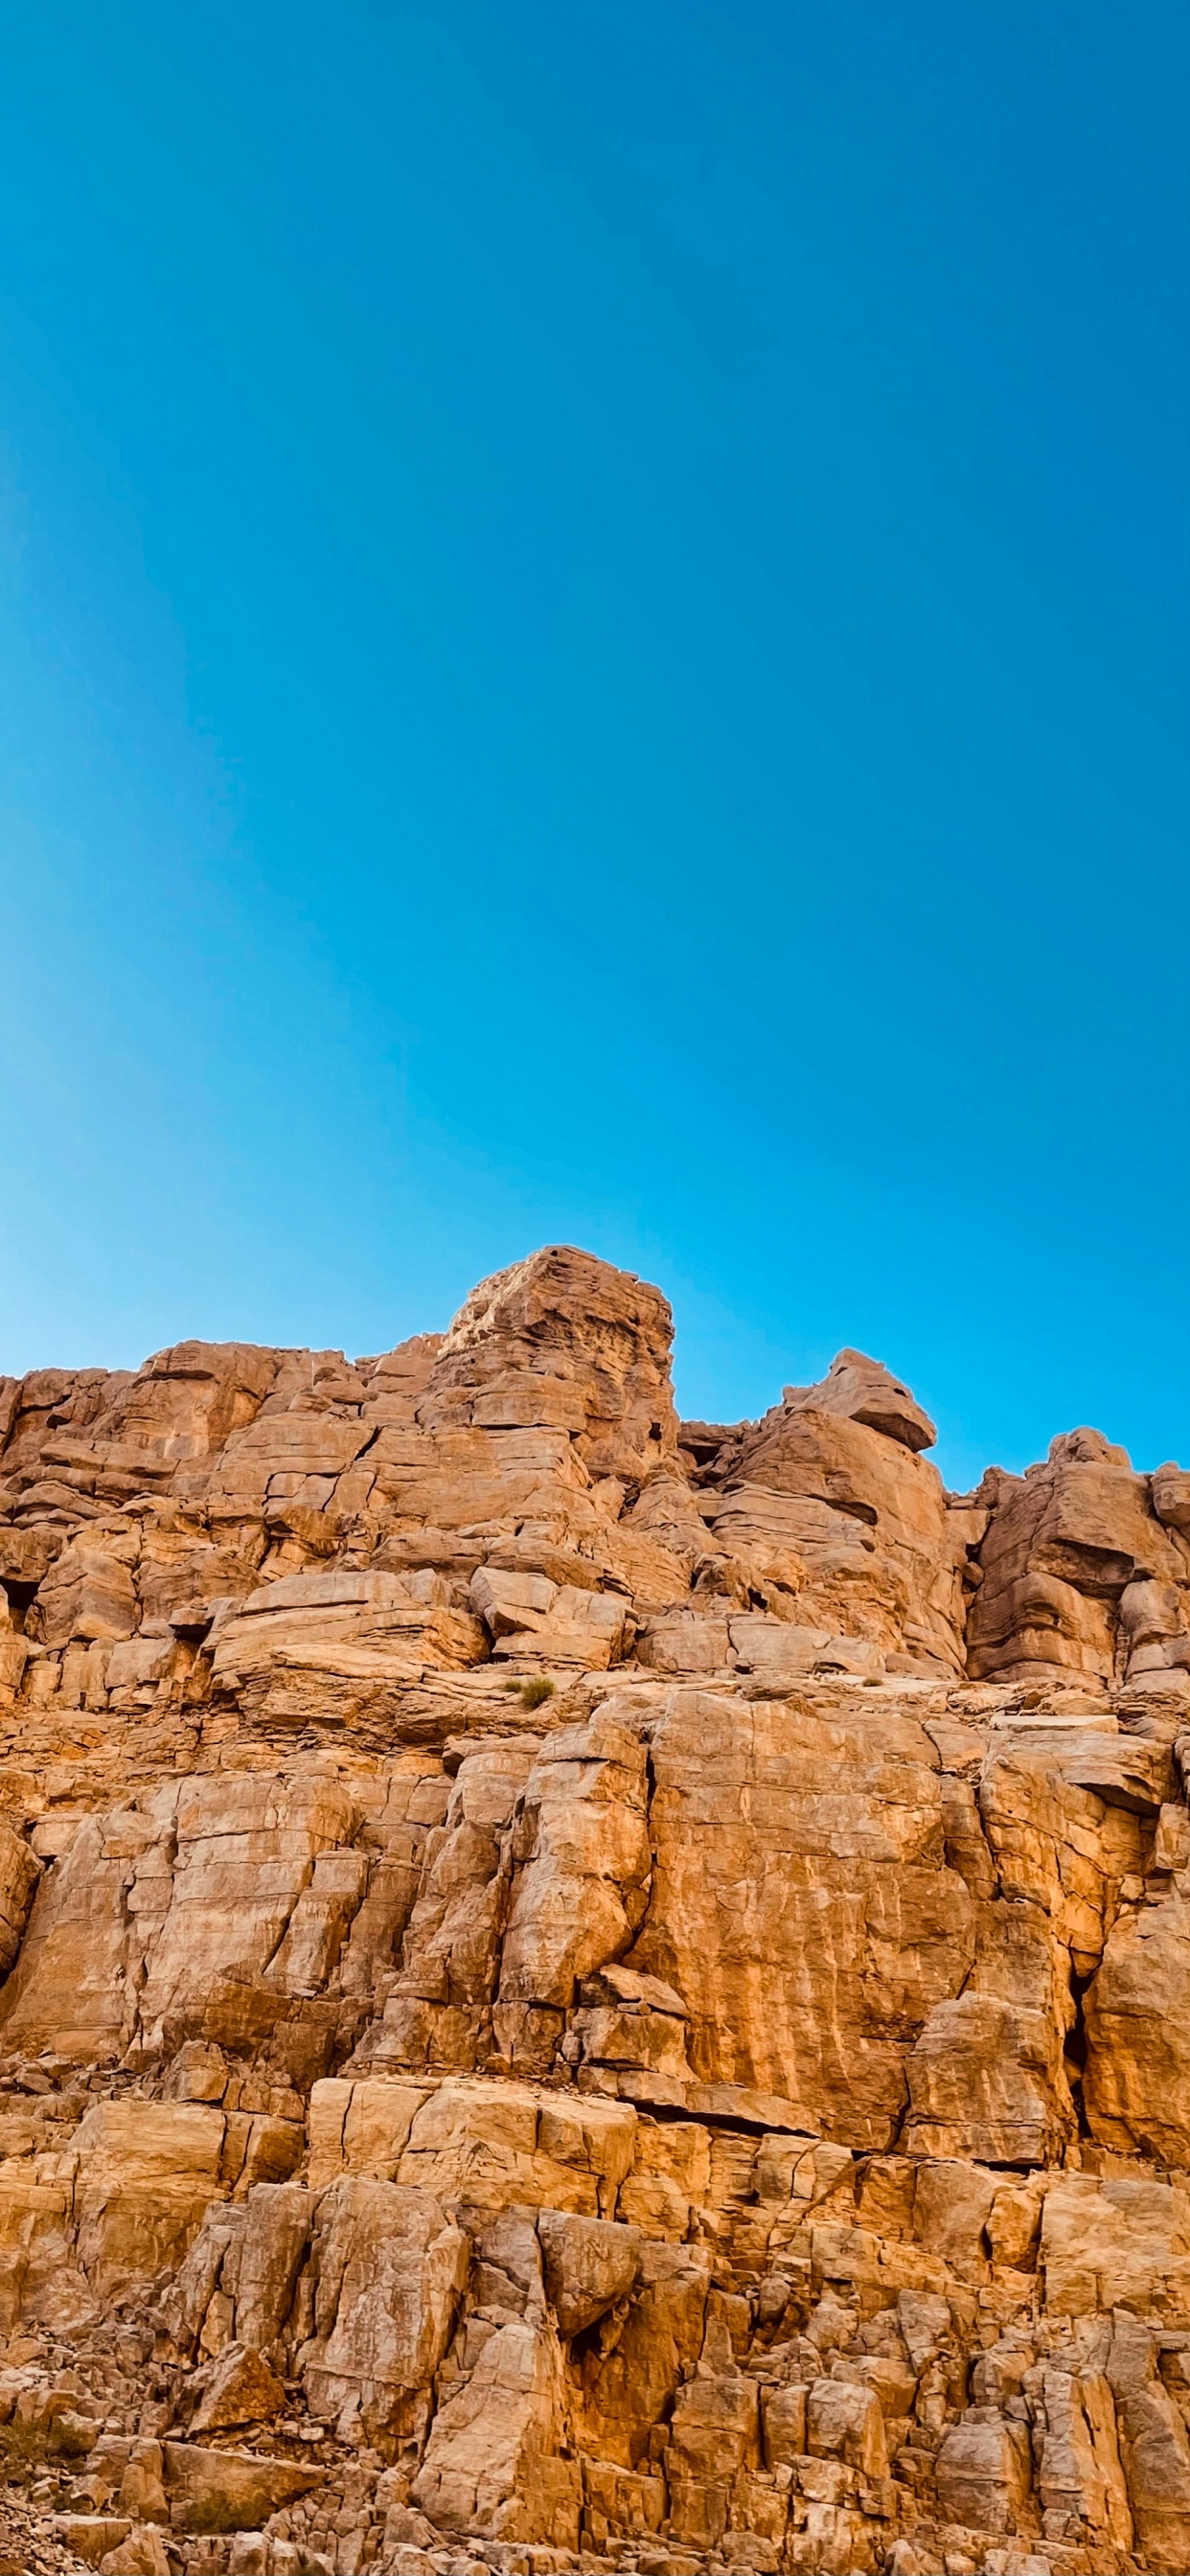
[0,2418,55,2484]
[519,1676,556,1711]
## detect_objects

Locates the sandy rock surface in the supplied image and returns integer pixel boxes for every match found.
[1,1245,1189,2575]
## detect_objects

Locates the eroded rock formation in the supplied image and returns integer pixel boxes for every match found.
[0,1245,1188,2576]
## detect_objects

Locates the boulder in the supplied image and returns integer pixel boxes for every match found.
[162,2445,325,2533]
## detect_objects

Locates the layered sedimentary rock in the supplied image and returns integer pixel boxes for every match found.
[1,1246,1189,2576]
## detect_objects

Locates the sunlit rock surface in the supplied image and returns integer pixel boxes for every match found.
[2,1246,1189,2572]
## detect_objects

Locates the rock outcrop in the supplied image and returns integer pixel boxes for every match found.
[1,1245,1189,2576]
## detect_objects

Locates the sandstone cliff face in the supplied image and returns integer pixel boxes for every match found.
[1,1247,1189,2576]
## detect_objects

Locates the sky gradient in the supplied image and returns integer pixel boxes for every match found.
[1,1,1187,1491]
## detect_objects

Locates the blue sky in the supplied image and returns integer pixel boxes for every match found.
[0,1,1186,1490]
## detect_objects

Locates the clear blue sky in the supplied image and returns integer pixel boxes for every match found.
[1,2,1186,1489]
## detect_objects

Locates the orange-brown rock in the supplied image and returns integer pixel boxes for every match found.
[1,1242,1188,2576]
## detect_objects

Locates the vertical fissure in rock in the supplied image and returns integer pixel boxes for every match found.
[1064,1959,1095,2142]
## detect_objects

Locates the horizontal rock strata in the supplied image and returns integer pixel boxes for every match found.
[1,1244,1188,2576]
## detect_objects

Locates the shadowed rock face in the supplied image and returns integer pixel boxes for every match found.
[0,1243,1188,2575]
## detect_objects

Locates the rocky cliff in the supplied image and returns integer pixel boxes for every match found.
[1,1246,1189,2576]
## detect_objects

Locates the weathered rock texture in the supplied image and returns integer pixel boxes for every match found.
[1,1244,1189,2576]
